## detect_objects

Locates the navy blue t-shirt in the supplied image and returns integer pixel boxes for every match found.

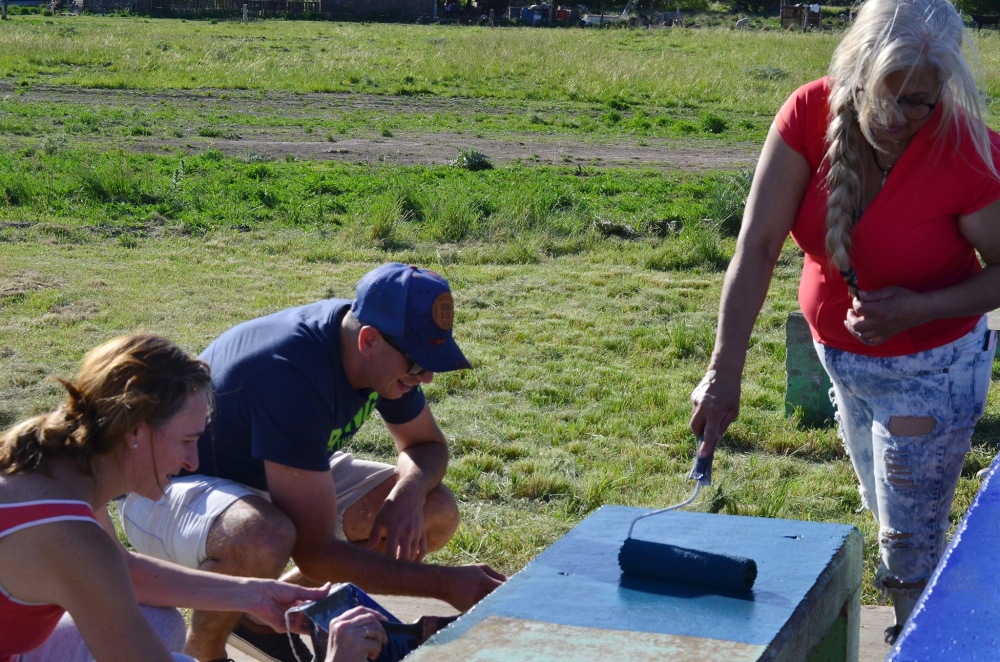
[192,299,425,491]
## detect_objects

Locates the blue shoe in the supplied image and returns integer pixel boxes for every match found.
[228,623,313,662]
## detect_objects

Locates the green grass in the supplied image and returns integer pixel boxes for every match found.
[0,17,834,107]
[1,16,999,609]
[4,223,998,605]
[0,146,718,239]
[2,15,997,109]
[4,16,999,146]
[0,90,773,145]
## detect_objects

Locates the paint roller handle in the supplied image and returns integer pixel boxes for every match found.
[687,436,715,486]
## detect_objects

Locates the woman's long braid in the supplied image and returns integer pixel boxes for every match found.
[824,90,865,294]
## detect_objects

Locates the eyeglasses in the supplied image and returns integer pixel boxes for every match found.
[381,334,427,376]
[895,97,938,120]
[865,86,942,122]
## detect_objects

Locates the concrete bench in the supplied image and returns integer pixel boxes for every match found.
[409,506,863,661]
[888,453,1000,660]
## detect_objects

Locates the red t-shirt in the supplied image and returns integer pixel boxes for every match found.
[0,500,98,662]
[775,77,1000,356]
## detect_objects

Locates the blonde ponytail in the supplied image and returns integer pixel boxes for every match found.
[0,335,211,476]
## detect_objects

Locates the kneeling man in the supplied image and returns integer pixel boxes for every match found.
[121,263,504,662]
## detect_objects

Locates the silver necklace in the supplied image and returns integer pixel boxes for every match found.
[871,145,893,187]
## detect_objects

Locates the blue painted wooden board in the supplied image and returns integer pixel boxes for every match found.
[890,455,1000,660]
[410,506,861,661]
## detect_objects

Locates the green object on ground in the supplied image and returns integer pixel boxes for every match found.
[785,310,835,426]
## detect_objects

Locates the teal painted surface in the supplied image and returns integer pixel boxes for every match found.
[407,616,769,661]
[785,311,835,425]
[890,455,1000,660]
[424,507,860,654]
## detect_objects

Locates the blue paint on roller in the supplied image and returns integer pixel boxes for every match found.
[617,444,757,592]
[618,538,758,591]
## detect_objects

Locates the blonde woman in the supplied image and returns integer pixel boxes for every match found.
[690,0,1000,645]
[0,335,330,662]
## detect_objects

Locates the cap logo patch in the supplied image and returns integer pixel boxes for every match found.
[431,292,454,330]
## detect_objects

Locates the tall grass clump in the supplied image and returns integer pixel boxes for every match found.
[665,321,716,362]
[357,192,409,249]
[487,184,593,239]
[699,112,729,134]
[703,169,753,237]
[76,158,149,204]
[646,223,732,272]
[423,191,485,243]
[448,148,494,172]
[0,171,39,207]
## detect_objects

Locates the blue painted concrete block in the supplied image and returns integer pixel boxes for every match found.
[410,507,862,661]
[889,454,1000,660]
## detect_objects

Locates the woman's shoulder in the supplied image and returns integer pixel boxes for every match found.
[785,76,831,105]
[776,77,832,162]
[0,493,99,548]
[0,469,93,508]
[0,511,119,607]
[777,77,831,124]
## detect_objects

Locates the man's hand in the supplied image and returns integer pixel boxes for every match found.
[381,409,452,561]
[441,564,507,612]
[368,483,428,562]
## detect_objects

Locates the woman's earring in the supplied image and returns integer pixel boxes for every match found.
[132,443,138,449]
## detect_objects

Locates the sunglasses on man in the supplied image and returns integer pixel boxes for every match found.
[382,334,428,376]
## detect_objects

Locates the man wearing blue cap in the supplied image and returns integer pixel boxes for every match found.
[119,263,505,662]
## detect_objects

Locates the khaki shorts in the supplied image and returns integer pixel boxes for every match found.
[120,451,396,569]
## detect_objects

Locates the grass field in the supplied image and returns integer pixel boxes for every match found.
[2,14,1000,607]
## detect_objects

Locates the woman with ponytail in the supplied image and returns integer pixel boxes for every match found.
[0,335,334,662]
[690,0,1000,645]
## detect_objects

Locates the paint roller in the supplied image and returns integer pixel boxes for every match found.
[618,437,758,592]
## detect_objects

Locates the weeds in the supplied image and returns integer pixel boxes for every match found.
[0,146,727,250]
[448,148,494,171]
[360,192,408,249]
[646,223,732,272]
[699,111,729,135]
[703,169,754,237]
[0,172,39,207]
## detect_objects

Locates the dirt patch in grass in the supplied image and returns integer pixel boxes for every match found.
[0,273,51,301]
[148,134,759,170]
[4,84,760,171]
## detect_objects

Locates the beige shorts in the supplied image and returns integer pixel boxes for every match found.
[120,451,396,569]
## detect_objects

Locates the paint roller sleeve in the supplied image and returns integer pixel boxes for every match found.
[618,539,758,592]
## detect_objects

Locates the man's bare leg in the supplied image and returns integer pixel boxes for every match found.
[340,476,460,553]
[279,476,460,587]
[184,496,297,662]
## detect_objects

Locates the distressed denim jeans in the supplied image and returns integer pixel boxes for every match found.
[814,316,994,623]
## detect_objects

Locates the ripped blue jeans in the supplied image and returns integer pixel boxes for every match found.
[814,316,994,622]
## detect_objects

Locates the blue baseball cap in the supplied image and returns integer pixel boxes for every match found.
[351,263,471,373]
